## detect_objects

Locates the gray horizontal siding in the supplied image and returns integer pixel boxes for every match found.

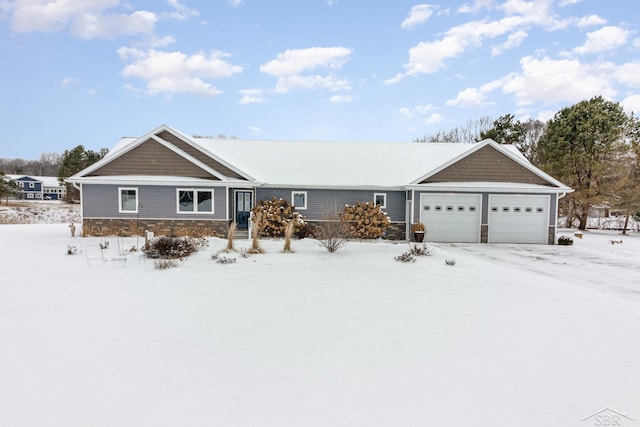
[256,188,406,222]
[82,184,227,220]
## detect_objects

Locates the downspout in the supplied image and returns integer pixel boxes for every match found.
[405,189,412,241]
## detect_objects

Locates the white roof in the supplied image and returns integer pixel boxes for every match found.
[70,125,570,191]
[7,175,62,187]
[191,138,476,188]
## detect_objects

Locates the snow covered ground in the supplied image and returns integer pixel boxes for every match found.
[1,215,639,426]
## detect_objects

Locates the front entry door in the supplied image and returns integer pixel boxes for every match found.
[235,191,253,230]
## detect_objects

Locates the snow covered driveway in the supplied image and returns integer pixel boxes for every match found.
[445,229,640,302]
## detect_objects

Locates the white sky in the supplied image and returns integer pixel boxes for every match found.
[0,0,639,158]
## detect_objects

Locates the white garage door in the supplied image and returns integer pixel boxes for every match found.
[488,195,549,244]
[420,193,481,243]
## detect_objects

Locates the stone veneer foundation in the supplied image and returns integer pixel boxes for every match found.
[82,218,230,238]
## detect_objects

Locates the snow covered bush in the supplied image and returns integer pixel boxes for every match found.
[145,236,207,259]
[557,236,574,246]
[340,201,390,239]
[251,197,306,238]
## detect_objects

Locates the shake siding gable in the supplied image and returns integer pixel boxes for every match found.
[156,130,247,180]
[421,145,550,186]
[89,138,221,180]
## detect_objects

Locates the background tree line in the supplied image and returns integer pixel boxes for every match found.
[417,96,640,231]
[0,145,108,202]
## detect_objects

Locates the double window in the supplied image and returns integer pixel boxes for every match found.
[177,189,214,213]
[119,187,138,213]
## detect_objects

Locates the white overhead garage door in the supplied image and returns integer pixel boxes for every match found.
[488,195,549,244]
[420,193,481,243]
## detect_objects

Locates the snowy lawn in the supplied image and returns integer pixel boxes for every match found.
[1,225,639,427]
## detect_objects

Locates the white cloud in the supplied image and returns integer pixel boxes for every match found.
[329,94,353,103]
[9,0,160,38]
[228,0,243,6]
[536,109,556,122]
[401,4,435,30]
[559,0,582,6]
[62,77,78,89]
[71,10,157,39]
[415,104,435,114]
[425,113,444,125]
[239,89,268,104]
[621,94,640,115]
[395,107,415,119]
[491,29,527,56]
[575,14,606,27]
[614,62,640,87]
[118,48,243,97]
[249,126,264,135]
[446,87,489,108]
[500,55,617,105]
[574,26,629,55]
[166,0,198,21]
[260,47,353,94]
[387,0,561,83]
[9,0,197,39]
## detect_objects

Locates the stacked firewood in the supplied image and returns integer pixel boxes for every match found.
[340,201,390,239]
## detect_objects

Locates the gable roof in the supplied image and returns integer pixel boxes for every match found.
[71,125,254,182]
[8,175,62,187]
[69,125,571,192]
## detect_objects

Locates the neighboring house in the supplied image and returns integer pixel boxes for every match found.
[67,125,572,244]
[8,175,67,201]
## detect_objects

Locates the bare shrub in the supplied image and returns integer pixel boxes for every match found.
[317,205,350,253]
[445,259,457,266]
[409,243,434,257]
[394,252,415,263]
[153,258,179,269]
[340,201,390,239]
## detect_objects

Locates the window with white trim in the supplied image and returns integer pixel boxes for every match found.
[177,189,214,213]
[119,187,138,213]
[374,193,387,208]
[292,191,307,209]
[29,182,35,188]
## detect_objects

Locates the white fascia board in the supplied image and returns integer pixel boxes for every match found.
[257,183,405,191]
[405,182,573,193]
[66,175,258,187]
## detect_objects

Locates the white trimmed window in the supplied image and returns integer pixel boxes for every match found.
[177,189,214,214]
[374,193,386,208]
[29,182,35,188]
[292,191,307,209]
[119,187,138,213]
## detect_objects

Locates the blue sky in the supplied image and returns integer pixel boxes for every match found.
[1,0,639,159]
